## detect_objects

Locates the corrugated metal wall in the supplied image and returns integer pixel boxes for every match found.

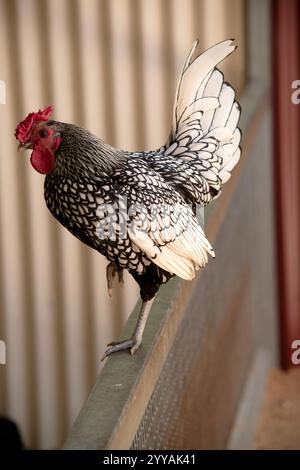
[0,0,245,449]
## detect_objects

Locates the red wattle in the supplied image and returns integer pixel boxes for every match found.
[30,148,55,174]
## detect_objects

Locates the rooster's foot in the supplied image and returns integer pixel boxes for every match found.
[100,298,155,361]
[101,337,141,361]
[106,262,124,297]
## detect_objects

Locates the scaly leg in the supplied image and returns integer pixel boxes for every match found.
[101,297,155,360]
[106,261,124,297]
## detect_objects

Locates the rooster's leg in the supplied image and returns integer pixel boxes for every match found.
[101,297,155,360]
[106,262,124,297]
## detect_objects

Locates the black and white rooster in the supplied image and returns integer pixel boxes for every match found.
[15,40,241,359]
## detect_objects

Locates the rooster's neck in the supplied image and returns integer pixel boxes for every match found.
[51,122,127,180]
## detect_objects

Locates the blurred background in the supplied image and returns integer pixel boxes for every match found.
[0,0,299,450]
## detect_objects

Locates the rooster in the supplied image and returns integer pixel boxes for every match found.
[15,40,241,360]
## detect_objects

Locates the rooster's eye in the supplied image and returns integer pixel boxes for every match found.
[39,129,49,138]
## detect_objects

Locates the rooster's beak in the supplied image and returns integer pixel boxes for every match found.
[17,142,34,152]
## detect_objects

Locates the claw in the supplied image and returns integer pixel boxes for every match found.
[100,297,155,361]
[101,337,141,361]
[106,341,119,347]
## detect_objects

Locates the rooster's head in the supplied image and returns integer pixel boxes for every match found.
[15,106,62,174]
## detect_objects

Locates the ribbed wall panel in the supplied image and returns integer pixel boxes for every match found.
[0,0,246,448]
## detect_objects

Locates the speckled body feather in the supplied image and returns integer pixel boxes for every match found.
[41,40,241,301]
[44,125,196,298]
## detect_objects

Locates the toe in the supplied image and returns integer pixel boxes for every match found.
[101,338,136,361]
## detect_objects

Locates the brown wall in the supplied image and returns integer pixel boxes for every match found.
[273,0,300,369]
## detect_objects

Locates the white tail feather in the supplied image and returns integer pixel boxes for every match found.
[167,39,241,197]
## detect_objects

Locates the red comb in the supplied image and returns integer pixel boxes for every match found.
[15,105,54,143]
